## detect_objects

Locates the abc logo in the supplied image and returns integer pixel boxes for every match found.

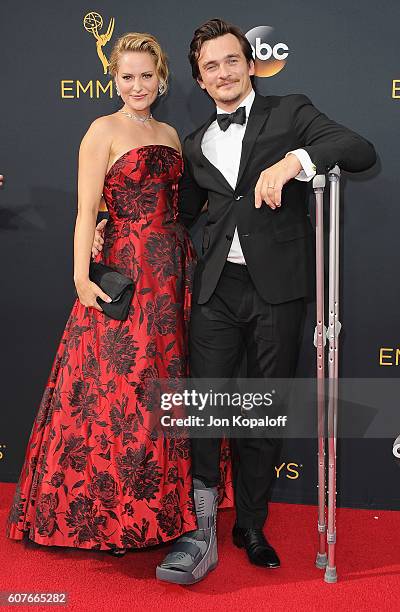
[246,26,289,77]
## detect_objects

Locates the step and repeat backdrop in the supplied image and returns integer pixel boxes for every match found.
[1,0,399,509]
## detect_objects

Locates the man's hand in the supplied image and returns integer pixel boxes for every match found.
[92,218,107,259]
[254,153,302,210]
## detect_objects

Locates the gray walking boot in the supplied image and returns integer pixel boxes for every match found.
[156,479,218,584]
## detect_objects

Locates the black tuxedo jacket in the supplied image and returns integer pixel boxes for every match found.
[178,94,376,305]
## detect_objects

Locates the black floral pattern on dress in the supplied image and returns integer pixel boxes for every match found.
[88,472,119,509]
[100,326,138,375]
[154,490,184,537]
[35,492,59,537]
[110,394,139,446]
[168,436,191,461]
[111,176,159,221]
[145,294,178,336]
[82,347,101,381]
[167,466,179,484]
[68,380,99,427]
[167,356,186,379]
[65,494,108,546]
[135,365,160,412]
[50,472,65,488]
[116,444,162,501]
[143,146,180,179]
[120,518,158,548]
[59,434,94,473]
[144,232,177,285]
[113,243,137,279]
[67,317,91,351]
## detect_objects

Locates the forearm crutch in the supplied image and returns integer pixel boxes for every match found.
[312,165,341,583]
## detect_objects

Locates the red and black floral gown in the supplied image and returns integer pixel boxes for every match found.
[6,144,217,551]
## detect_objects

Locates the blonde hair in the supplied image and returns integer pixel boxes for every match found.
[109,32,169,95]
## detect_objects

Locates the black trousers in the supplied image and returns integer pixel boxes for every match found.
[189,261,306,528]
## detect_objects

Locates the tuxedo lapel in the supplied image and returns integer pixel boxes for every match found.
[236,94,272,189]
[192,112,235,194]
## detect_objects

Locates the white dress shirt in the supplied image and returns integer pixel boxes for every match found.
[201,89,316,264]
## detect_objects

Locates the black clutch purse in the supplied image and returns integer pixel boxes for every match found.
[89,261,135,321]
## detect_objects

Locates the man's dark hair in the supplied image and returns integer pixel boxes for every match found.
[188,18,254,80]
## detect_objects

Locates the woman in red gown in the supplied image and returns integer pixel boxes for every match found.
[6,33,203,553]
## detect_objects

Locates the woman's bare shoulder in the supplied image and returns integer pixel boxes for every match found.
[157,121,181,150]
[81,113,121,148]
[87,112,121,133]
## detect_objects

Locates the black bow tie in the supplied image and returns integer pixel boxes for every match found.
[216,106,246,132]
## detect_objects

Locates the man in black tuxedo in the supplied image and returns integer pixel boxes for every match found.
[156,18,376,584]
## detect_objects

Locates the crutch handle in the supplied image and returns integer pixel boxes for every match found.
[328,165,341,179]
[313,174,326,189]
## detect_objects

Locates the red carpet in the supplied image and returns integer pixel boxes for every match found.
[1,482,399,611]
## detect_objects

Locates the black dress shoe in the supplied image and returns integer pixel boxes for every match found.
[232,524,280,568]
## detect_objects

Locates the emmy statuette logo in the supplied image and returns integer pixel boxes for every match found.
[60,11,115,100]
[83,12,115,75]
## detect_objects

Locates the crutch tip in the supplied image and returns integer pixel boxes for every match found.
[324,566,338,583]
[315,552,328,569]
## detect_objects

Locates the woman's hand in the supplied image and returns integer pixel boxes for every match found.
[75,278,112,312]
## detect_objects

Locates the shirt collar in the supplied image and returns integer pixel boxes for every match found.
[216,88,255,118]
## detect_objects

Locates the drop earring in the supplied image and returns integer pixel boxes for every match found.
[115,83,120,96]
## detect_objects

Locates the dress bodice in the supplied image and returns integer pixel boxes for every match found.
[103,144,183,226]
